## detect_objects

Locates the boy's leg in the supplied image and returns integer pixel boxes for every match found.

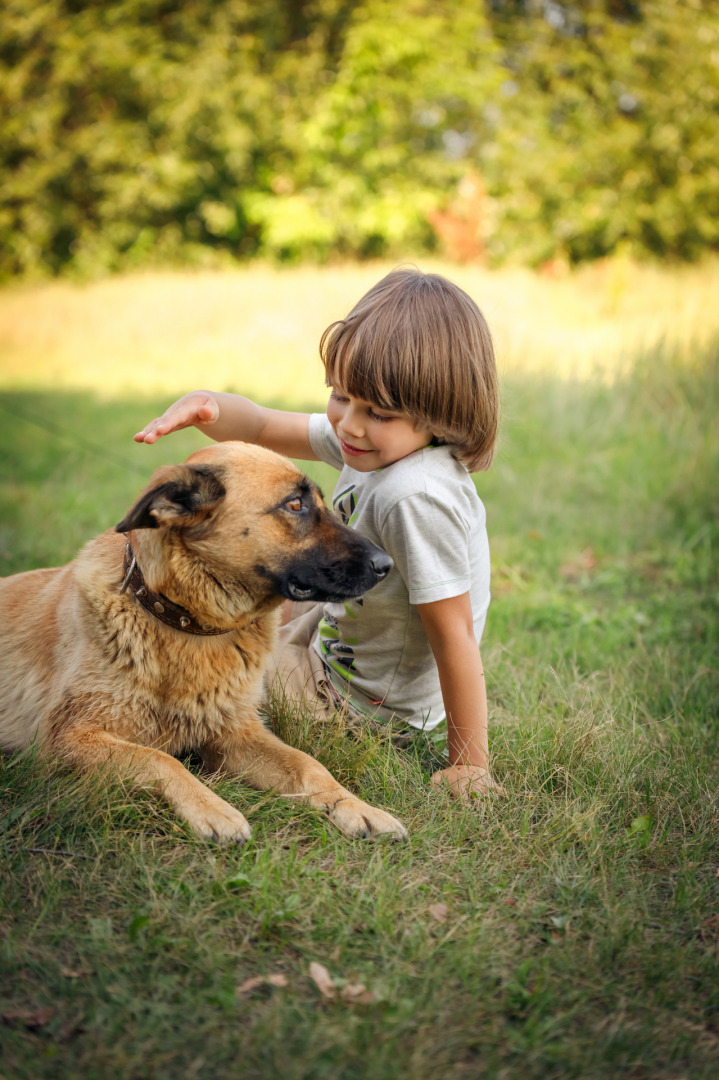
[263,601,334,717]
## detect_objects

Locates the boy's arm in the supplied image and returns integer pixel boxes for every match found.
[416,592,501,801]
[134,390,318,460]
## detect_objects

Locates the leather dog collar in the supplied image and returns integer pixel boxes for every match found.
[120,542,232,637]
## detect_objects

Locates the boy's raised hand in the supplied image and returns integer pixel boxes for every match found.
[134,391,219,444]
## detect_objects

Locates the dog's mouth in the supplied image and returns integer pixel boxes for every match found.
[286,580,316,602]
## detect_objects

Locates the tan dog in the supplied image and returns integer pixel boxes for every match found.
[0,442,407,843]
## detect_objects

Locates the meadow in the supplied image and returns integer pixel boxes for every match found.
[0,260,718,1079]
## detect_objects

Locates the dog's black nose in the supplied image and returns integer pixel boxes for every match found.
[371,552,393,579]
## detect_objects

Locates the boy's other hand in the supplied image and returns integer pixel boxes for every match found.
[134,392,219,443]
[431,763,503,803]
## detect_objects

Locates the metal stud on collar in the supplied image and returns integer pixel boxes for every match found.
[120,541,232,637]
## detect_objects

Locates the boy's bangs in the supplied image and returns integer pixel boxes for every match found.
[324,323,405,413]
[320,268,499,471]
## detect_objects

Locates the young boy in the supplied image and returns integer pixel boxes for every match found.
[135,268,501,801]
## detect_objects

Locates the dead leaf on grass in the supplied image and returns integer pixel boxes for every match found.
[236,973,288,996]
[340,983,377,1004]
[60,965,94,979]
[308,961,336,998]
[308,962,377,1005]
[2,1006,56,1029]
[428,903,448,923]
[267,973,289,987]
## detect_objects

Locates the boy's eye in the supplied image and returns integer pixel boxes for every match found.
[368,409,394,423]
[330,390,349,403]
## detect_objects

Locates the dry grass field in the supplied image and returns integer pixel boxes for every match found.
[1,258,719,403]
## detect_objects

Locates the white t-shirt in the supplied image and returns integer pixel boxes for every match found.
[308,413,491,731]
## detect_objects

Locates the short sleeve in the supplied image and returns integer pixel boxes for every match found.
[380,494,472,605]
[308,413,344,470]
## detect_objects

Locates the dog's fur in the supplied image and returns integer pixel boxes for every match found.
[0,442,407,842]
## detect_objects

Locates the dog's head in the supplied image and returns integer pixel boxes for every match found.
[116,442,392,622]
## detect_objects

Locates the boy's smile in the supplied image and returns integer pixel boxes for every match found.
[326,386,434,471]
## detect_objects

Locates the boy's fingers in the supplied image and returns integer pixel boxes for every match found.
[134,410,194,442]
[133,396,218,445]
[133,420,166,443]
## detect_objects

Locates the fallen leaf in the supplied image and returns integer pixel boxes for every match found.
[236,973,288,996]
[266,973,288,988]
[340,982,377,1004]
[308,961,336,998]
[60,966,93,979]
[428,903,448,923]
[2,1006,56,1029]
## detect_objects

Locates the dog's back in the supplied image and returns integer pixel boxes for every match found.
[0,562,78,751]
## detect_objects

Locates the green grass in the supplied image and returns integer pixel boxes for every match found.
[1,340,718,1078]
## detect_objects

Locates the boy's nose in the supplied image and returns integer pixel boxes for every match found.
[342,405,365,437]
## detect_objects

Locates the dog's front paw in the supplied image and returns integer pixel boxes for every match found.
[184,794,252,845]
[328,796,408,841]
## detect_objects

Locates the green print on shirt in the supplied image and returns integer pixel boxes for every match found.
[318,617,357,681]
[322,484,365,682]
[332,485,357,526]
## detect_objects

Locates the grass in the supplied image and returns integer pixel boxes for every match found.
[2,257,719,400]
[0,264,718,1078]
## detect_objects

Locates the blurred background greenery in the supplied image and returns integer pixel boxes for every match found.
[2,0,718,280]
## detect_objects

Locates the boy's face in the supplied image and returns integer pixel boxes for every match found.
[326,383,434,472]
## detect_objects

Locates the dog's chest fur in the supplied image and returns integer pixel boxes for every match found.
[83,590,279,751]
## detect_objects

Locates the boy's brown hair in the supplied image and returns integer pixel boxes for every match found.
[319,268,499,471]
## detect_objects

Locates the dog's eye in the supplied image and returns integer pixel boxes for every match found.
[285,497,303,513]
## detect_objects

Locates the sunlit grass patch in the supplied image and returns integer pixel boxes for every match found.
[2,259,719,403]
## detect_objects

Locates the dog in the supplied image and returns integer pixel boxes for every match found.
[0,441,407,843]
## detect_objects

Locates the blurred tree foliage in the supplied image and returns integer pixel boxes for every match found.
[1,0,717,277]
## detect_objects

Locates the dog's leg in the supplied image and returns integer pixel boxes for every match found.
[203,723,408,840]
[54,725,252,844]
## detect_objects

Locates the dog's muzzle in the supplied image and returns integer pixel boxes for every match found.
[280,546,393,604]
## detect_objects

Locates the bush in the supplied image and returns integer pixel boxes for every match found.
[1,0,717,277]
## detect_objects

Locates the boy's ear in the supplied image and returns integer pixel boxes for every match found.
[115,464,227,532]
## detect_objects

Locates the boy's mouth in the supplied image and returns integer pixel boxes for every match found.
[339,438,372,457]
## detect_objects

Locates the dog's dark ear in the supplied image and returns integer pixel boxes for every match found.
[115,464,227,532]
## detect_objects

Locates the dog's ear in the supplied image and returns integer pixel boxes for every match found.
[115,464,227,532]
